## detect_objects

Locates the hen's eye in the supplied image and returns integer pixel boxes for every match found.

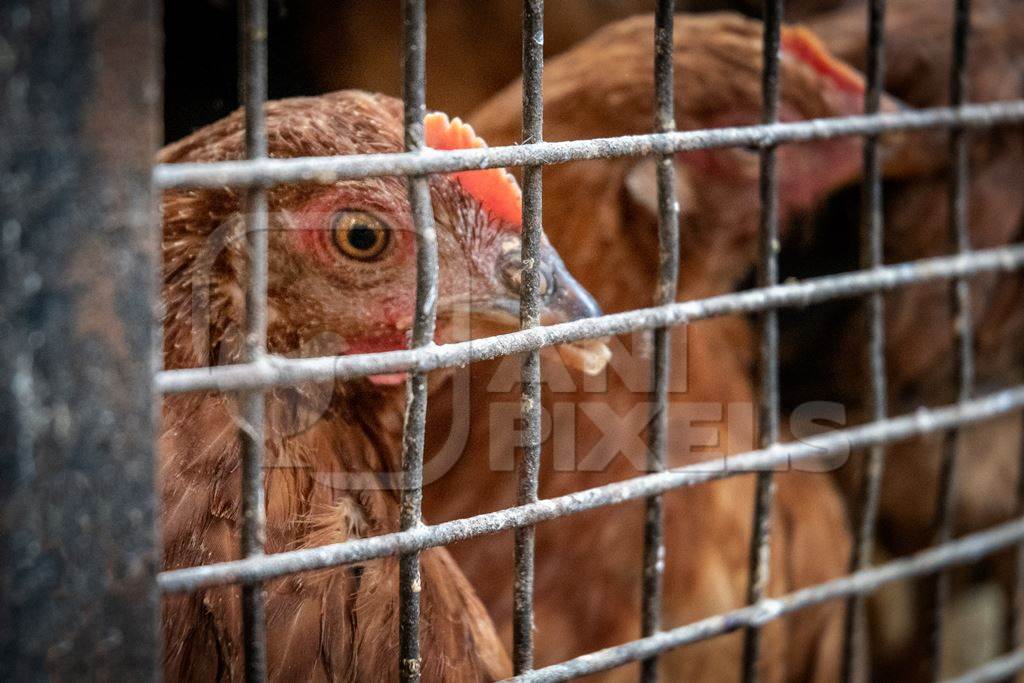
[330,211,390,261]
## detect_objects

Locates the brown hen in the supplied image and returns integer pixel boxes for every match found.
[158,90,605,681]
[423,13,882,681]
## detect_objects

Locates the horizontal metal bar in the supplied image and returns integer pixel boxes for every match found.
[942,650,1024,683]
[508,518,1024,683]
[157,384,1024,593]
[156,244,1024,394]
[152,101,1024,189]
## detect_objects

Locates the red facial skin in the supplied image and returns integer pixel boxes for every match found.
[285,187,414,384]
[283,175,525,385]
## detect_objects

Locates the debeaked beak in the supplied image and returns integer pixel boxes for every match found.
[474,236,611,375]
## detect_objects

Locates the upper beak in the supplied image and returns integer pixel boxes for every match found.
[485,239,602,324]
[477,237,610,375]
[536,252,603,326]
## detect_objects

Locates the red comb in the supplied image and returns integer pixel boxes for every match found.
[424,112,522,227]
[781,26,866,96]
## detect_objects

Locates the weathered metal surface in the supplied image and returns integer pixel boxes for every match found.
[513,0,545,674]
[398,1,437,679]
[0,0,160,679]
[151,101,1024,190]
[843,2,889,680]
[154,244,1024,395]
[640,2,680,680]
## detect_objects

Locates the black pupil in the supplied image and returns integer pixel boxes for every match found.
[347,223,378,251]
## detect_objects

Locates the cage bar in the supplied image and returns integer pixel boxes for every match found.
[743,1,783,679]
[640,2,680,681]
[154,244,1024,396]
[0,1,161,677]
[931,1,975,677]
[397,1,438,680]
[842,2,888,681]
[236,0,270,680]
[513,0,545,674]
[152,102,1024,190]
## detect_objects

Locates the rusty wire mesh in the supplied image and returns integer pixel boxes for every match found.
[150,1,1024,681]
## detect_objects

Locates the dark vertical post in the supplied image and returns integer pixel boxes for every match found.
[399,1,437,680]
[842,2,888,681]
[743,1,782,680]
[237,0,269,680]
[640,2,679,682]
[931,1,974,679]
[0,0,161,679]
[515,0,544,674]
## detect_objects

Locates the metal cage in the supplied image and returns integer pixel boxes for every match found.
[3,0,1024,681]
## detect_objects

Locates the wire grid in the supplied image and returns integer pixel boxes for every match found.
[152,0,1024,681]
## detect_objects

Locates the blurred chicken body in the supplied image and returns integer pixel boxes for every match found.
[424,13,878,681]
[804,0,1024,549]
[158,91,603,681]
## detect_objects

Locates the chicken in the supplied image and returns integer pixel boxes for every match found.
[811,0,1024,111]
[792,0,1024,549]
[423,13,879,680]
[158,91,607,681]
[770,3,1024,675]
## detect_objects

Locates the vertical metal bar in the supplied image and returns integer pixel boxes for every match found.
[931,1,974,678]
[0,0,161,678]
[842,2,888,681]
[640,2,679,682]
[399,1,437,680]
[238,0,269,680]
[514,0,544,674]
[742,1,782,680]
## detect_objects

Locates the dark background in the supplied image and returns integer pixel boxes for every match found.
[164,0,841,142]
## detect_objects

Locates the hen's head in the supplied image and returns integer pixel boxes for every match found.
[470,13,901,297]
[161,91,603,378]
